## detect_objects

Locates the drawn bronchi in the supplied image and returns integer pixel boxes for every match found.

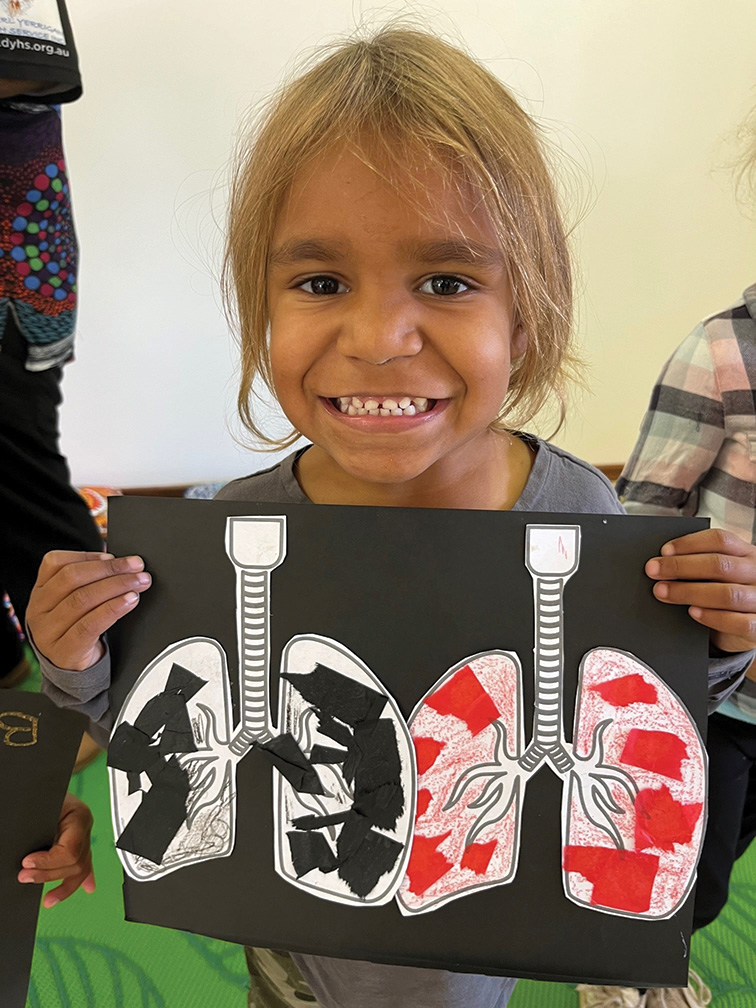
[108,519,706,919]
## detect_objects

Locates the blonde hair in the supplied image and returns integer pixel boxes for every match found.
[733,101,756,210]
[223,24,578,448]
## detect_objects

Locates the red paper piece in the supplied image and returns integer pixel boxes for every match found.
[461,839,498,875]
[406,832,453,896]
[426,664,501,736]
[620,728,688,781]
[414,737,446,775]
[590,673,658,707]
[563,845,659,913]
[416,788,432,820]
[634,786,703,852]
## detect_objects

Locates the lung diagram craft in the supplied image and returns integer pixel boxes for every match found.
[109,519,706,922]
[108,516,416,907]
[397,525,707,920]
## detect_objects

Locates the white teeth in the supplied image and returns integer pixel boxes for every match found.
[333,395,435,417]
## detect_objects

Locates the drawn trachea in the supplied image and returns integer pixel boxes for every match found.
[520,526,580,775]
[521,576,571,772]
[230,568,273,752]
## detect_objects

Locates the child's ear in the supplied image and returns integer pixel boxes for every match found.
[511,325,527,360]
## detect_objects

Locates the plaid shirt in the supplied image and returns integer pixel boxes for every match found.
[616,283,756,723]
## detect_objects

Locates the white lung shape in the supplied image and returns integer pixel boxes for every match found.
[563,647,707,919]
[275,635,416,906]
[396,650,524,915]
[109,637,236,881]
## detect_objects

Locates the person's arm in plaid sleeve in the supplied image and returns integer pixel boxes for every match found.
[616,322,725,516]
[616,318,756,705]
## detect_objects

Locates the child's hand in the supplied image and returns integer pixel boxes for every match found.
[646,529,756,653]
[18,792,95,908]
[27,550,151,670]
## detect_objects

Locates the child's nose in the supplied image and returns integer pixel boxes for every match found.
[336,290,423,364]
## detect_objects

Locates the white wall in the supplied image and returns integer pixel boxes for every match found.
[59,0,756,485]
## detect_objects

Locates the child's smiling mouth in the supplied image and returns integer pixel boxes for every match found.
[326,395,438,417]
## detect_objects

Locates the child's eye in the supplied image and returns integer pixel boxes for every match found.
[419,275,471,296]
[297,276,348,296]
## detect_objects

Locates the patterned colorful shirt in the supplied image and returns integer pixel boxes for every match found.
[0,102,78,370]
[616,284,756,724]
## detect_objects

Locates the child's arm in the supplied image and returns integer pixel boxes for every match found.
[616,323,726,522]
[17,792,95,908]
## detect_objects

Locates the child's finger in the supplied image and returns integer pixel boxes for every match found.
[659,528,752,559]
[51,590,143,669]
[41,869,95,908]
[34,549,116,590]
[645,551,756,585]
[34,554,146,613]
[18,860,84,884]
[686,607,756,646]
[651,580,756,612]
[54,569,151,630]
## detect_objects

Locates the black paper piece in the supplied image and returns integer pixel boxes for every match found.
[255,733,325,795]
[107,722,161,774]
[164,663,208,700]
[115,757,191,864]
[132,662,206,750]
[336,826,403,898]
[282,664,387,727]
[309,744,348,764]
[339,718,404,831]
[354,781,403,830]
[334,810,373,863]
[315,713,353,749]
[287,830,338,877]
[134,693,195,749]
[158,727,197,755]
[292,811,350,831]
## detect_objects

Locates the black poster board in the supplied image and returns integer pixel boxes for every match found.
[107,497,709,988]
[1,690,85,1008]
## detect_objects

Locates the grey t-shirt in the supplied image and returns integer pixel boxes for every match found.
[37,437,753,1008]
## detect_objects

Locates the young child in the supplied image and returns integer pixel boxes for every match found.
[25,25,756,1008]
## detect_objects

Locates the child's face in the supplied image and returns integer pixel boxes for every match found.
[267,143,524,491]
